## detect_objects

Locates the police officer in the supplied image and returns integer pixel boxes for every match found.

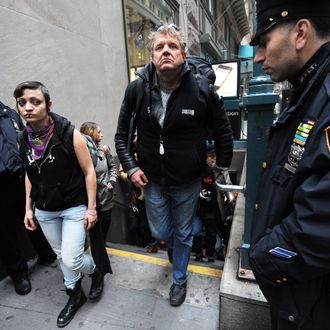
[0,101,56,295]
[249,0,330,329]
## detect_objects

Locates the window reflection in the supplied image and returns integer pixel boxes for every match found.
[124,0,178,81]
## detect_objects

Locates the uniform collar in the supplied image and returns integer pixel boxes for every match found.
[289,42,330,89]
[275,42,330,126]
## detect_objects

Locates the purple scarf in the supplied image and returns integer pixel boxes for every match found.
[26,117,55,160]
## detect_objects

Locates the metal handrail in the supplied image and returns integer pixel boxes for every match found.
[215,180,246,195]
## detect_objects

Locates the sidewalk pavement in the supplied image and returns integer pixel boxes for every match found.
[0,246,222,330]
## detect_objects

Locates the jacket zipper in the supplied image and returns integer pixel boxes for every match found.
[148,91,167,183]
[27,144,56,174]
[37,145,56,174]
[159,135,164,155]
[159,135,165,185]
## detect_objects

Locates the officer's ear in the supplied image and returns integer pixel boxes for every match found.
[294,19,311,51]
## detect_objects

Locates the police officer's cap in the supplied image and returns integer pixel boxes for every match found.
[250,0,330,46]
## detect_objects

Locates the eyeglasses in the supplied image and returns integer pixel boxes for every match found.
[155,23,179,32]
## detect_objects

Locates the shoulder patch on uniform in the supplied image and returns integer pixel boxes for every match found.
[268,246,297,259]
[325,125,330,152]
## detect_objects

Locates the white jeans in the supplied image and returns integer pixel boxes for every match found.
[35,204,95,289]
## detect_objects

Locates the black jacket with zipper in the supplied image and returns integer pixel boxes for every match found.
[18,112,112,276]
[115,62,233,186]
[19,112,87,211]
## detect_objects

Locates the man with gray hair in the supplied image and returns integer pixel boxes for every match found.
[115,24,233,306]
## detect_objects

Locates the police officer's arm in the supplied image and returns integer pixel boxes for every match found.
[73,129,97,229]
[207,87,233,168]
[250,130,330,285]
[24,173,37,231]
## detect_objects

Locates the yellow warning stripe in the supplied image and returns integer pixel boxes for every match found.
[106,247,222,278]
[187,264,222,277]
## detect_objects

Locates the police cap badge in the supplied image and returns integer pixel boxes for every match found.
[250,0,330,46]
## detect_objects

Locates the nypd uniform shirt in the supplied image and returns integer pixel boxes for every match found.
[250,42,330,288]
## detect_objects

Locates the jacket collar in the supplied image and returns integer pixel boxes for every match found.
[289,42,330,89]
[274,42,330,126]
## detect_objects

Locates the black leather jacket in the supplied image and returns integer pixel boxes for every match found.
[115,62,233,186]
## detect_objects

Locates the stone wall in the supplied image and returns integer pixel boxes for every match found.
[0,0,128,150]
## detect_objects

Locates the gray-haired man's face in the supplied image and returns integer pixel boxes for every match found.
[151,34,186,74]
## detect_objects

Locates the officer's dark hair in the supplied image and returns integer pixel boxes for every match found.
[277,17,330,40]
[308,17,330,39]
[13,81,51,112]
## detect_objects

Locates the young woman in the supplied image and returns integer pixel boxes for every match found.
[80,122,117,241]
[15,81,111,328]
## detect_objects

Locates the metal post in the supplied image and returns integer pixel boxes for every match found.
[239,0,279,273]
[241,80,278,272]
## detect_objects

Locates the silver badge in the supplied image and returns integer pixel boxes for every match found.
[285,143,305,173]
[11,119,20,133]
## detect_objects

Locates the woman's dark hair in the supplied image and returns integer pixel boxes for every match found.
[13,81,51,111]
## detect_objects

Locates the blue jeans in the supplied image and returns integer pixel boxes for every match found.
[35,205,95,289]
[144,179,201,285]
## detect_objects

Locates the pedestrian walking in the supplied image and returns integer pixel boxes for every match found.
[15,81,111,328]
[115,24,233,306]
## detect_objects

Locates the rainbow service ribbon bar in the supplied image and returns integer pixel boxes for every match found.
[293,119,315,146]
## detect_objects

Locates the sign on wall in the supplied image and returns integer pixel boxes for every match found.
[212,60,240,99]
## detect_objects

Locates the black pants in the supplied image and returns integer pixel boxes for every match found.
[255,272,330,330]
[0,171,55,278]
[193,216,217,258]
[128,199,153,247]
[270,294,330,330]
[89,217,112,276]
[203,216,217,258]
[97,208,112,241]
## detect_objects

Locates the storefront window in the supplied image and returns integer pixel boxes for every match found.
[124,0,179,81]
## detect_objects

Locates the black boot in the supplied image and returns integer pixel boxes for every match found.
[11,273,32,295]
[57,278,86,328]
[88,268,104,302]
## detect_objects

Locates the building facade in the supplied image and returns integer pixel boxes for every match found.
[123,0,251,80]
[0,0,251,150]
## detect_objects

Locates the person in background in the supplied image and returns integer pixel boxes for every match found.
[118,162,156,250]
[249,0,330,328]
[115,24,233,306]
[194,141,223,263]
[0,101,56,295]
[15,81,111,328]
[80,122,117,241]
[191,212,203,262]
